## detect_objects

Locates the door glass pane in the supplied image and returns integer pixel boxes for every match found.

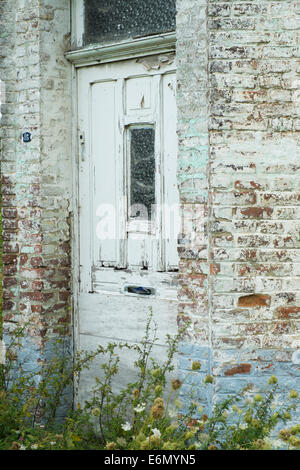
[84,0,176,46]
[130,127,155,220]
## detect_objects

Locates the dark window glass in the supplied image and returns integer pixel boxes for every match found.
[84,0,176,46]
[130,128,155,220]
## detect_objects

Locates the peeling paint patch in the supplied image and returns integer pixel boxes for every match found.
[136,53,175,71]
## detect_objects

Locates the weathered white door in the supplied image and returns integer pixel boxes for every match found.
[77,56,179,400]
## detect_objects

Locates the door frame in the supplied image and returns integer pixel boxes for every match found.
[66,33,176,402]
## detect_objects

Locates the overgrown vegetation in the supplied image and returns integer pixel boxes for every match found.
[0,313,299,450]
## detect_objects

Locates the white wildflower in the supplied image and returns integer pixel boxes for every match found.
[133,403,146,413]
[20,445,26,450]
[168,408,177,418]
[50,441,56,446]
[121,422,132,432]
[151,428,161,438]
[244,392,253,405]
[31,444,38,450]
[270,439,285,450]
[239,423,247,430]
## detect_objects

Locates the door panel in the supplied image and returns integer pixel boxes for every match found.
[126,76,152,113]
[77,57,179,401]
[92,80,117,266]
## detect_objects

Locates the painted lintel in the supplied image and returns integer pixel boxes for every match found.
[65,32,176,67]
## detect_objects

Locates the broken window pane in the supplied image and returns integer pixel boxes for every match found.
[130,128,155,220]
[84,0,176,46]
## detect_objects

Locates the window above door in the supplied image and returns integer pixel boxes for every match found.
[70,0,176,56]
[84,0,176,46]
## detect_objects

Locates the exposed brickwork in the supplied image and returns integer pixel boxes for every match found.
[0,1,72,367]
[209,0,300,361]
[238,294,271,308]
[177,0,300,415]
[224,363,251,376]
[0,0,19,327]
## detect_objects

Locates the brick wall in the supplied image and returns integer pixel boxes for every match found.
[177,0,300,416]
[0,1,72,385]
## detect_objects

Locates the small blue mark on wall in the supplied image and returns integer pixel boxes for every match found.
[22,132,31,143]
